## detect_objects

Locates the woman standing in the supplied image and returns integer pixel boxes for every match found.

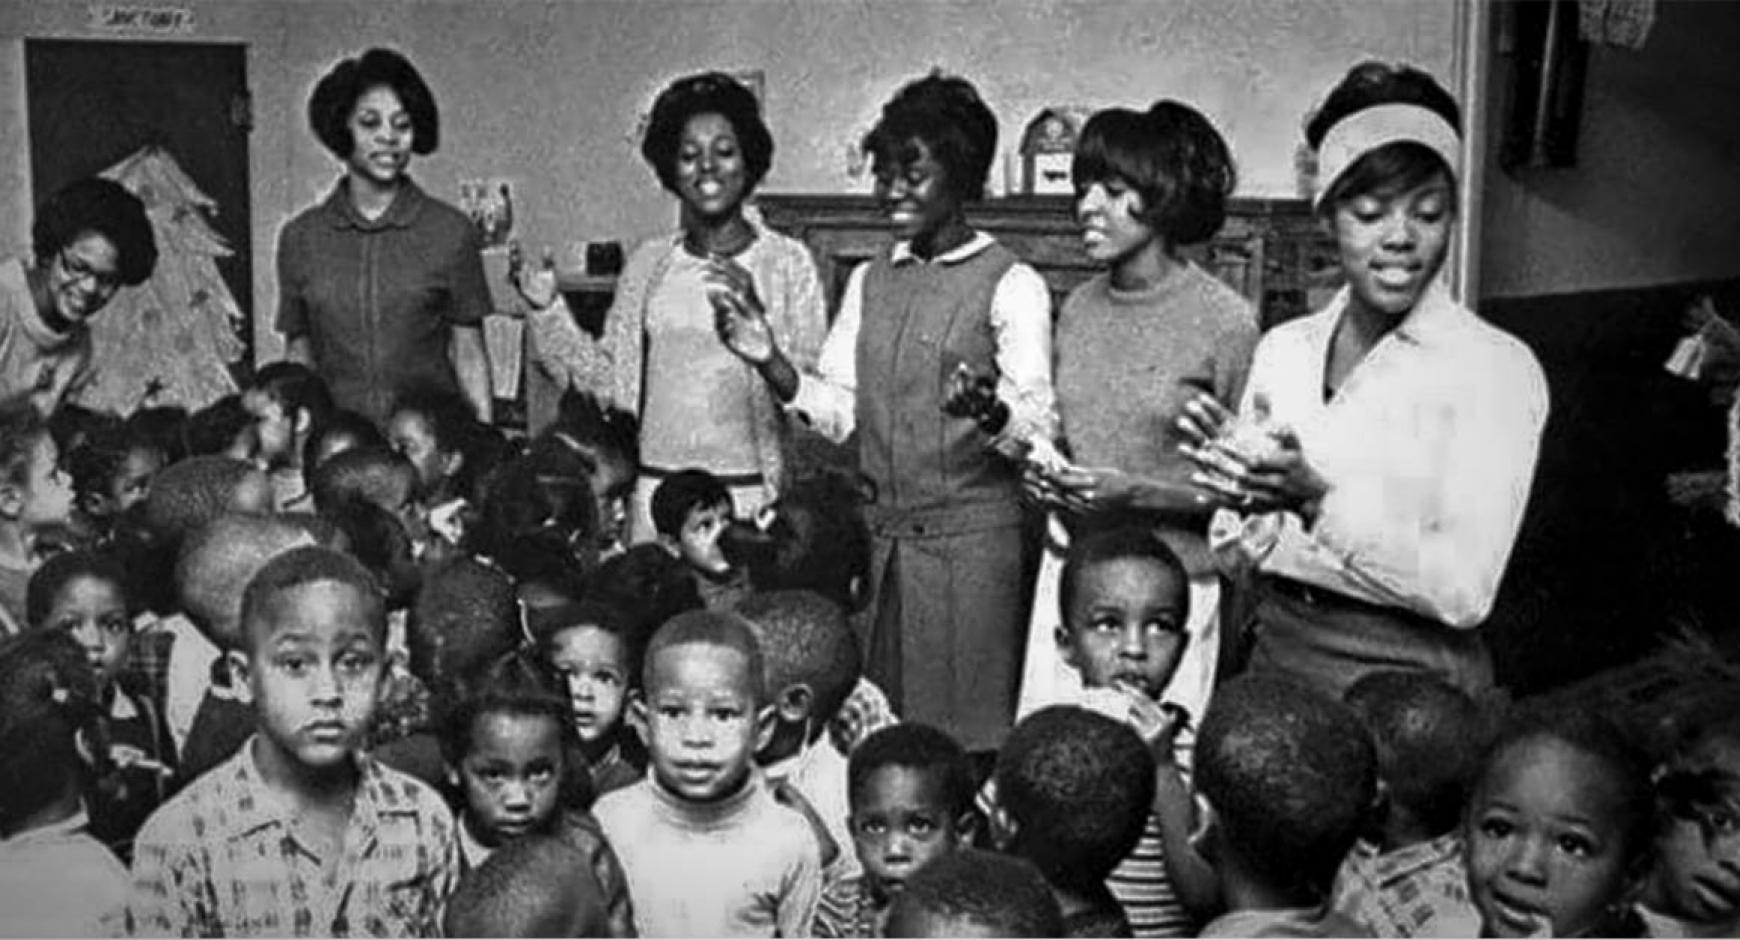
[277,47,492,426]
[715,72,1055,753]
[1182,61,1549,697]
[520,71,825,543]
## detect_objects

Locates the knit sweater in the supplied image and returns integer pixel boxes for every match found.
[1054,263,1257,575]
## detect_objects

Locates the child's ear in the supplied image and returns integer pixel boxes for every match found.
[775,683,814,727]
[0,481,22,518]
[627,692,649,746]
[444,761,461,790]
[754,703,779,754]
[78,491,113,520]
[1190,799,1220,866]
[953,808,979,843]
[292,406,312,438]
[225,650,252,694]
[1054,625,1078,668]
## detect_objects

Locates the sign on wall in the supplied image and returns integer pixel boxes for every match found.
[87,4,197,36]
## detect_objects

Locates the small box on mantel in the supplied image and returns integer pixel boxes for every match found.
[1020,107,1092,195]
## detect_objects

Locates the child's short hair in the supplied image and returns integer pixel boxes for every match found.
[249,361,335,431]
[239,545,385,652]
[442,835,607,939]
[1072,100,1236,247]
[26,549,131,626]
[183,394,253,458]
[1196,674,1377,893]
[1344,670,1487,837]
[323,495,416,605]
[587,543,703,638]
[143,456,267,548]
[650,468,730,539]
[0,630,105,828]
[310,445,415,515]
[884,847,1065,938]
[740,470,872,612]
[64,419,157,507]
[1058,524,1190,624]
[0,396,48,489]
[530,599,644,688]
[546,389,639,472]
[734,590,860,730]
[407,555,519,695]
[178,514,317,649]
[642,609,766,704]
[863,70,998,204]
[848,723,976,817]
[995,705,1156,888]
[440,663,573,769]
[126,405,191,467]
[302,408,387,475]
[471,450,597,575]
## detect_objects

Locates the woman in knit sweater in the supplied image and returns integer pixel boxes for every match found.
[519,71,826,544]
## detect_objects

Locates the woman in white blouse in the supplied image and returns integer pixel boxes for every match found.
[1180,61,1549,697]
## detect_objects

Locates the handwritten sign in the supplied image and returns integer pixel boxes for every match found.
[87,4,197,35]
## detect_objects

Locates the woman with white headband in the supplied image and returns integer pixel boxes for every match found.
[1178,61,1550,697]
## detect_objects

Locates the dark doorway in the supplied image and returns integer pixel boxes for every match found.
[26,39,253,367]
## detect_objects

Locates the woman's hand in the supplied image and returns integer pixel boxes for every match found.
[508,241,559,311]
[706,256,778,365]
[941,363,1010,435]
[1186,425,1330,519]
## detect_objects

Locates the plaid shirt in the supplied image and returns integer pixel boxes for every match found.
[1332,833,1475,938]
[123,737,459,938]
[119,617,177,710]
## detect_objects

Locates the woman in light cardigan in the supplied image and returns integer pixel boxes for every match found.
[521,72,825,543]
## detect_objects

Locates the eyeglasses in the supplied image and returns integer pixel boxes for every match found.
[58,249,123,293]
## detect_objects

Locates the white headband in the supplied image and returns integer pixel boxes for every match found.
[1313,103,1462,209]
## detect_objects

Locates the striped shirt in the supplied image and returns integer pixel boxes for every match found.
[1107,811,1193,938]
[811,875,880,939]
[123,737,459,937]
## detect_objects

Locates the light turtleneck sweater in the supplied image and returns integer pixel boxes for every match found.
[593,768,822,938]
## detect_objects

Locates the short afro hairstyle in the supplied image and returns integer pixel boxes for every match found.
[1072,100,1237,247]
[584,543,703,640]
[239,545,386,653]
[407,555,519,696]
[307,47,439,160]
[529,599,646,691]
[0,630,105,826]
[640,71,775,195]
[302,408,387,477]
[994,705,1156,888]
[848,723,977,819]
[742,469,872,612]
[650,468,730,539]
[1058,524,1190,628]
[1344,670,1488,837]
[26,549,132,629]
[443,835,608,939]
[143,455,269,550]
[642,609,767,706]
[177,514,318,649]
[863,70,998,204]
[1304,60,1462,212]
[734,590,860,732]
[883,848,1064,938]
[1196,674,1377,894]
[310,445,416,516]
[32,176,157,287]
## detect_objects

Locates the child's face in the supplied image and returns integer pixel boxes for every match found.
[245,579,384,771]
[1651,736,1740,925]
[388,411,454,495]
[873,137,960,244]
[47,573,131,687]
[243,391,298,469]
[454,711,565,846]
[851,765,968,905]
[12,434,74,529]
[638,641,769,802]
[590,458,635,551]
[1466,735,1640,938]
[548,624,629,744]
[675,502,732,577]
[1058,557,1188,700]
[109,446,164,516]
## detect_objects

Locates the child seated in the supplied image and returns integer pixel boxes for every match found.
[1642,684,1740,938]
[0,630,130,937]
[27,550,174,861]
[651,468,748,609]
[0,396,78,634]
[243,361,334,513]
[441,664,635,936]
[594,609,822,937]
[989,705,1156,937]
[531,599,648,797]
[123,546,459,936]
[881,847,1065,938]
[736,588,865,875]
[1461,703,1654,938]
[443,834,612,939]
[171,513,318,782]
[1194,674,1378,938]
[814,723,977,938]
[1332,671,1487,937]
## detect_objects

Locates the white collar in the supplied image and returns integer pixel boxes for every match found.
[890,231,993,266]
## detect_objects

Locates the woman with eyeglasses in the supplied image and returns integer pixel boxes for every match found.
[2,178,157,416]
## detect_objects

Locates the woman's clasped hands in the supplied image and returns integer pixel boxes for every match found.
[1176,391,1329,522]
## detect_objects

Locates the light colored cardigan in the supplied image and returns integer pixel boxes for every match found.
[525,206,827,494]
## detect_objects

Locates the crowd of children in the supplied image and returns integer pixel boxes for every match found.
[0,55,1736,940]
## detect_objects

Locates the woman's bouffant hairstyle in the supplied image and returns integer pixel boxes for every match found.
[32,177,157,287]
[308,47,440,160]
[1304,60,1462,213]
[863,70,998,204]
[1073,101,1237,247]
[640,71,775,195]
